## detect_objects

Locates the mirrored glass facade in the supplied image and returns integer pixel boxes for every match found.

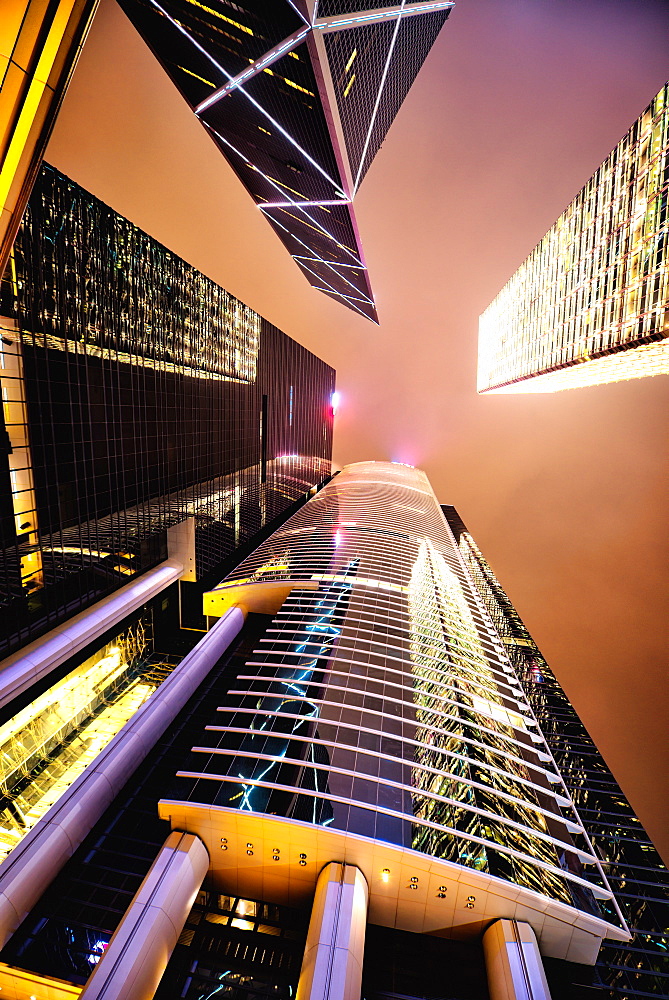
[173,462,623,925]
[0,164,334,657]
[479,83,669,393]
[115,0,454,322]
[444,506,669,998]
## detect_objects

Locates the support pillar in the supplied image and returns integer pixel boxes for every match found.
[0,604,244,949]
[297,862,368,1000]
[79,831,208,1000]
[483,919,552,1000]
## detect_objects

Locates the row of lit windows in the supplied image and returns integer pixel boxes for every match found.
[479,83,668,391]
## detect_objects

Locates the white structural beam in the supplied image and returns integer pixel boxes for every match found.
[313,0,454,31]
[194,26,311,112]
[308,28,356,197]
[0,605,245,950]
[0,558,183,711]
[296,862,369,1000]
[192,1,455,110]
[79,831,208,1000]
[483,919,553,1000]
[350,0,405,194]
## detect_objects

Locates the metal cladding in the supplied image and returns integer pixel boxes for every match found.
[478,83,669,392]
[115,0,454,323]
[179,462,626,942]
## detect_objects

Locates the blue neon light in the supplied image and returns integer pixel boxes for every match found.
[216,567,357,822]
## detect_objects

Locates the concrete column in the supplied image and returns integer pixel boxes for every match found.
[79,831,208,1000]
[483,919,552,1000]
[297,862,369,1000]
[0,604,245,949]
[167,518,196,581]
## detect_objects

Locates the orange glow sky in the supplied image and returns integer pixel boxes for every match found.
[47,0,669,859]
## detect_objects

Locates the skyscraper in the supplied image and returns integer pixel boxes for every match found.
[442,506,669,999]
[478,83,669,393]
[114,0,455,322]
[0,162,334,908]
[0,462,664,1000]
[0,163,334,661]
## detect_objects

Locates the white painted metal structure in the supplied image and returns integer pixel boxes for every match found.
[483,919,552,1000]
[79,831,209,1000]
[160,462,629,965]
[296,862,368,1000]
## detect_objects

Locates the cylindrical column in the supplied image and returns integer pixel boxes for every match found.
[0,558,184,709]
[483,919,552,1000]
[0,604,245,949]
[79,831,208,1000]
[297,862,369,1000]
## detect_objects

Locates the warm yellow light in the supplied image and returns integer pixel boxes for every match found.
[381,868,390,883]
[479,83,668,394]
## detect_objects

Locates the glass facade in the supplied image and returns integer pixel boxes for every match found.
[478,83,669,393]
[172,462,623,924]
[153,891,309,1000]
[0,608,180,864]
[0,163,334,658]
[0,613,280,988]
[444,505,669,998]
[115,0,453,322]
[2,465,663,997]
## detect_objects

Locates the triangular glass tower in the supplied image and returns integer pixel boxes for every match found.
[116,0,454,322]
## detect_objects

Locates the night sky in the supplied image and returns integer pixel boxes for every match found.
[46,0,669,860]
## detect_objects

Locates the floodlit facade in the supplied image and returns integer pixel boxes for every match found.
[478,82,669,393]
[0,160,335,957]
[443,506,669,999]
[0,159,336,1000]
[115,0,454,322]
[0,463,667,999]
[0,163,334,659]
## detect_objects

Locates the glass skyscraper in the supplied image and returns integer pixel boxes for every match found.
[478,82,668,393]
[3,463,665,999]
[443,506,669,998]
[0,164,334,659]
[0,163,334,910]
[115,0,455,322]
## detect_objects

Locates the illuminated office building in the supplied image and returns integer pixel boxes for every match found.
[0,163,334,661]
[115,0,454,323]
[478,83,669,393]
[5,462,667,1000]
[0,160,333,933]
[442,506,669,999]
[0,157,335,999]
